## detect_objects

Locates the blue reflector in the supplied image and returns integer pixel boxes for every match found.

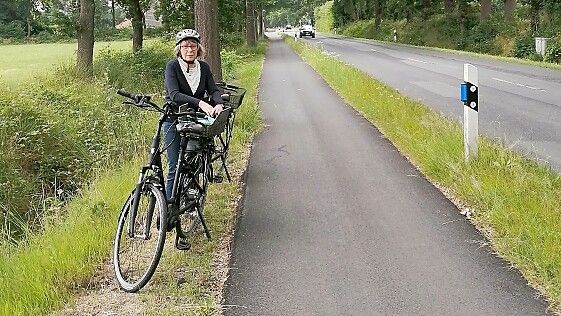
[460,83,468,102]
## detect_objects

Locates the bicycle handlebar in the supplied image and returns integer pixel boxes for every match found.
[117,89,222,120]
[117,89,134,99]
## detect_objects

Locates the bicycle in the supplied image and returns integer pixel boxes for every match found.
[213,82,246,182]
[112,89,231,293]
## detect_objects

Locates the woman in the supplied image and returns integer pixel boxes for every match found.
[163,28,223,200]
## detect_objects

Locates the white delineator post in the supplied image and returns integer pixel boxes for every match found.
[463,64,479,161]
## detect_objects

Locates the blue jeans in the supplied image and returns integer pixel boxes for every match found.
[162,120,180,200]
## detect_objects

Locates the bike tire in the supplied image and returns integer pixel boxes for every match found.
[113,183,167,293]
[179,152,210,235]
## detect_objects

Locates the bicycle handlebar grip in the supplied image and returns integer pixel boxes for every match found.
[117,89,134,99]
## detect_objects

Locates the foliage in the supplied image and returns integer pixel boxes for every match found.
[511,35,535,58]
[0,21,26,39]
[314,0,334,32]
[0,40,169,239]
[544,37,561,63]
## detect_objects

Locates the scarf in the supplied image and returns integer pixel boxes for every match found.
[177,58,201,94]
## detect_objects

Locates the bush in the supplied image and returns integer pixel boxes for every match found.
[544,37,561,63]
[511,35,535,58]
[0,21,26,40]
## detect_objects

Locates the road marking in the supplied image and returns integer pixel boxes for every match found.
[406,58,428,64]
[492,77,546,91]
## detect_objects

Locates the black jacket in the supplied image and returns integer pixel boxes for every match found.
[164,59,222,110]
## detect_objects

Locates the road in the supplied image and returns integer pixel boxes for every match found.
[222,36,550,315]
[299,33,561,173]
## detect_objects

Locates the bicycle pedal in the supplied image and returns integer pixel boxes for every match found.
[213,175,223,183]
[175,237,191,251]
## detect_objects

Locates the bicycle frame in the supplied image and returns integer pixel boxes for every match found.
[128,115,166,239]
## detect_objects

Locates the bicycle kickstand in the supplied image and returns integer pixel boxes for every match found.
[197,208,212,240]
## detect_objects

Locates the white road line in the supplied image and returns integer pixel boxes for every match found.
[406,58,428,64]
[492,77,546,91]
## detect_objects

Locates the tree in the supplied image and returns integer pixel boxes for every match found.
[481,0,491,19]
[504,0,515,20]
[246,0,256,46]
[194,0,223,81]
[374,0,383,31]
[76,0,95,74]
[117,0,148,52]
[444,0,456,14]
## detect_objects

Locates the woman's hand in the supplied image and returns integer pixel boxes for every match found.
[198,100,214,116]
[212,104,224,117]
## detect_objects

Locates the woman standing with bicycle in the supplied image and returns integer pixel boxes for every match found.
[163,28,224,199]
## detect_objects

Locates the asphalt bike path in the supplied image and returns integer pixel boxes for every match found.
[223,37,550,315]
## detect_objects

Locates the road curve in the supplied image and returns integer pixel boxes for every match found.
[223,37,550,315]
[305,34,561,173]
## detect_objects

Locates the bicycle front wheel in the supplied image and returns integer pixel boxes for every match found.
[113,182,167,292]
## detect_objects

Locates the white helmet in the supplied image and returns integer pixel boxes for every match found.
[175,29,200,45]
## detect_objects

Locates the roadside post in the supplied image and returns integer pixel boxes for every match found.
[460,64,479,161]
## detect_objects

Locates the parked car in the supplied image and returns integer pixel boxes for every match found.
[299,25,315,38]
[285,24,292,30]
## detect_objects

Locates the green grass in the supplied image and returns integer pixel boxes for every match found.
[0,159,142,315]
[0,42,265,316]
[286,37,561,311]
[0,40,152,85]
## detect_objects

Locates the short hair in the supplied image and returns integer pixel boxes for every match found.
[174,39,206,58]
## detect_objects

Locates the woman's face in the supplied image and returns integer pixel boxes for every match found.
[180,39,198,62]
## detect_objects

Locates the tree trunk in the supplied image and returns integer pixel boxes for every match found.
[111,0,116,28]
[503,0,515,20]
[26,16,32,38]
[529,0,541,34]
[458,0,468,36]
[77,0,95,75]
[374,0,383,31]
[480,0,491,20]
[195,0,223,82]
[130,0,143,53]
[444,0,455,14]
[245,0,256,47]
[422,0,431,20]
[258,5,263,38]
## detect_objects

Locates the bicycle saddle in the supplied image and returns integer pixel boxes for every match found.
[176,122,205,134]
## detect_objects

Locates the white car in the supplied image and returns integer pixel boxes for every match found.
[299,25,315,38]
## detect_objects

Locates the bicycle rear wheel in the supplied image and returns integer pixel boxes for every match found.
[113,182,167,292]
[178,153,210,237]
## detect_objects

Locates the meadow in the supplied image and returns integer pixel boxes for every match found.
[0,40,152,85]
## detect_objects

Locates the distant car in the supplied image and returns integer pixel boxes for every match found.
[299,25,315,38]
[286,24,292,30]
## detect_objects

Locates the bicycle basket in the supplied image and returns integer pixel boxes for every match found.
[204,107,232,138]
[217,82,246,109]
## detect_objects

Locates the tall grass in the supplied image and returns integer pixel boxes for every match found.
[286,37,561,311]
[0,39,170,245]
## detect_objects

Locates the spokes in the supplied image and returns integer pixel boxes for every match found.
[115,189,163,287]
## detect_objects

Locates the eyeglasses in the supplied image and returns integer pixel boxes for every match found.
[180,44,198,50]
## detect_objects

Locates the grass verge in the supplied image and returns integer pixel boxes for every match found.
[286,36,561,311]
